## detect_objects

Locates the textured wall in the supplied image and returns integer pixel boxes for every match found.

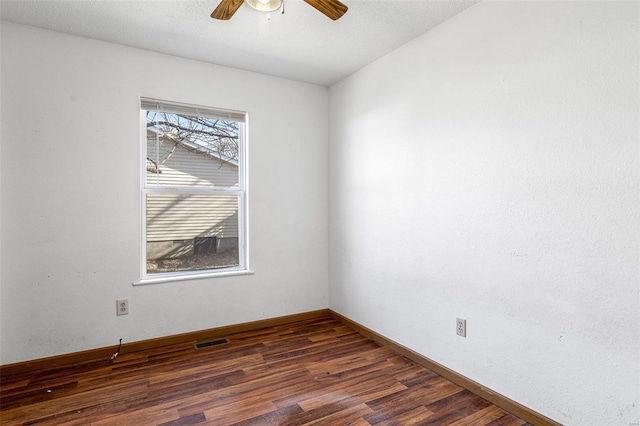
[0,22,329,364]
[328,2,639,425]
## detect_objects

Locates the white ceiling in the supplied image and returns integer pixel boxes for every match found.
[0,0,478,86]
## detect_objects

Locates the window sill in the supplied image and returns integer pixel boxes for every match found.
[134,268,254,286]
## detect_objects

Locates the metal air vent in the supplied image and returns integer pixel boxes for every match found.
[194,338,230,350]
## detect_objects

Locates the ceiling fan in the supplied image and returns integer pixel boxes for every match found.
[211,0,348,21]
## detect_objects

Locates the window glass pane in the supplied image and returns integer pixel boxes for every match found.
[146,193,240,274]
[146,110,239,188]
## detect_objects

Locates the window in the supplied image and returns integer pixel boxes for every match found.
[139,99,248,282]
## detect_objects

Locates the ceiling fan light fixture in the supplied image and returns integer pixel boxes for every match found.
[246,0,282,12]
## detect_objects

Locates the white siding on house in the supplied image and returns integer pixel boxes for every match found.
[146,136,239,244]
[146,194,239,241]
[146,136,238,188]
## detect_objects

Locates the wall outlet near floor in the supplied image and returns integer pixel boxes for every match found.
[117,299,129,316]
[456,318,466,337]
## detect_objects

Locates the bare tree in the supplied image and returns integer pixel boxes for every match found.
[146,111,239,171]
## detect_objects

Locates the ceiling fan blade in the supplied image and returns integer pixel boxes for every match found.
[211,0,245,20]
[303,0,348,20]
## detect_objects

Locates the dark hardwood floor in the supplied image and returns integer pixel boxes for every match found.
[1,316,531,425]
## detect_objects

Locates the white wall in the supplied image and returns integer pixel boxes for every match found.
[329,2,639,425]
[2,2,639,423]
[0,22,329,364]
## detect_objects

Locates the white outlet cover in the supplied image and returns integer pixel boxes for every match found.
[116,299,129,316]
[456,318,466,337]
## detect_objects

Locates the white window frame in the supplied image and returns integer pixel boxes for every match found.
[135,98,250,285]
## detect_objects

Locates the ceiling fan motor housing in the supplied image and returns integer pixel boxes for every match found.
[246,0,282,12]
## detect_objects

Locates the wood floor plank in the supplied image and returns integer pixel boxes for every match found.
[448,405,510,426]
[376,406,435,426]
[203,399,277,425]
[297,373,406,412]
[1,380,150,425]
[486,413,530,426]
[364,375,465,424]
[305,347,391,377]
[229,403,305,425]
[302,402,373,425]
[157,411,207,426]
[0,316,532,426]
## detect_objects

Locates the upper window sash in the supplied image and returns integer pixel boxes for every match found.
[143,98,246,191]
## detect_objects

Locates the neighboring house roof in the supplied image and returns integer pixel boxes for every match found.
[146,128,238,167]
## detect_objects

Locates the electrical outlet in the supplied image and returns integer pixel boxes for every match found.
[456,318,466,337]
[116,299,129,316]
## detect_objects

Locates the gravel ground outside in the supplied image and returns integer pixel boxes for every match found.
[146,250,239,274]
